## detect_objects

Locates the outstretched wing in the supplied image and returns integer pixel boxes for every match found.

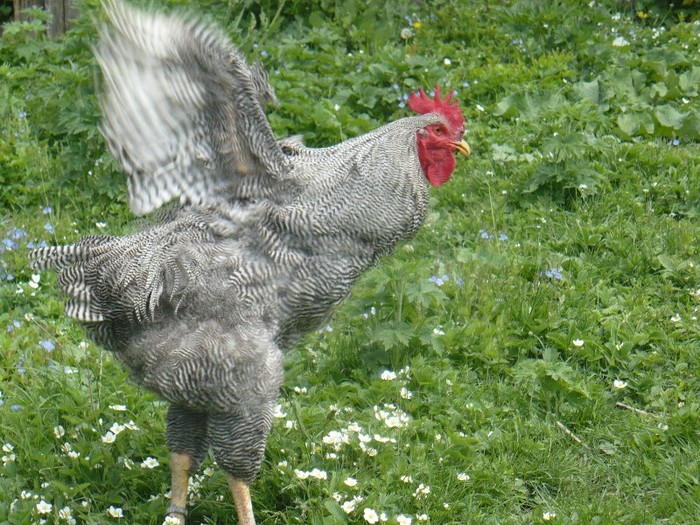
[97,0,293,215]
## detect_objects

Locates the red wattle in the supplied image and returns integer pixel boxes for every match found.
[417,140,456,187]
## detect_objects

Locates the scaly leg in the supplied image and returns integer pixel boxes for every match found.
[164,406,209,524]
[227,475,255,525]
[166,452,192,524]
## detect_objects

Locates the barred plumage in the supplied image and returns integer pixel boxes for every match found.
[30,1,469,523]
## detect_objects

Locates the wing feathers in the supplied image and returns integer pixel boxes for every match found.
[98,0,292,216]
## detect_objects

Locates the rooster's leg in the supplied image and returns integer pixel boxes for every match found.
[227,476,256,525]
[165,405,210,524]
[167,451,192,524]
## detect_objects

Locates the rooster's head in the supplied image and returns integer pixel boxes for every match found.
[408,85,470,187]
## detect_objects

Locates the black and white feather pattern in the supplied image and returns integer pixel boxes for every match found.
[30,0,459,492]
[97,0,292,215]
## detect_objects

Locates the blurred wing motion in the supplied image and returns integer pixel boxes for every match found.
[97,0,292,215]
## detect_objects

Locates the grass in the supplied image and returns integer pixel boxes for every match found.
[1,0,700,523]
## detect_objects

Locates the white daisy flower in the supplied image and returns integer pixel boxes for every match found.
[364,508,379,523]
[141,457,160,469]
[613,379,628,389]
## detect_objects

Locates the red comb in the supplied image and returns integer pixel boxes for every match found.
[407,85,464,130]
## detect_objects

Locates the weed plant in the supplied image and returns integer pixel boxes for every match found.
[1,0,699,523]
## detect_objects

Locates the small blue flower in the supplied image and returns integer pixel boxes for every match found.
[543,268,564,281]
[392,83,399,90]
[429,275,448,286]
[42,206,53,215]
[39,340,55,352]
[498,233,509,241]
[44,222,55,235]
[479,229,494,240]
[398,101,406,109]
[456,278,464,286]
[10,404,23,411]
[2,238,18,250]
[16,355,28,373]
[0,398,4,407]
[261,50,269,58]
[5,274,13,281]
[18,111,27,119]
[672,139,679,146]
[9,227,26,240]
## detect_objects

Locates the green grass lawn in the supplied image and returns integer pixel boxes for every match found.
[1,0,700,523]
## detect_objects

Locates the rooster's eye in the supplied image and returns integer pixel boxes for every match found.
[434,127,443,135]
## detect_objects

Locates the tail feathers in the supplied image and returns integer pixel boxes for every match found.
[61,278,105,322]
[29,244,84,271]
[57,267,87,291]
[29,237,115,324]
[29,236,115,270]
[66,297,106,322]
[29,214,216,336]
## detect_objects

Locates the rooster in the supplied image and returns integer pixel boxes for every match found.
[30,0,470,523]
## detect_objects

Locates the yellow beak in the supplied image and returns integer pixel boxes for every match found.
[449,140,471,157]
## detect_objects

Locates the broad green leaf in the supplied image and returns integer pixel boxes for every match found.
[678,67,700,96]
[617,112,654,136]
[370,321,413,350]
[573,79,600,104]
[493,93,522,118]
[650,82,668,99]
[655,105,687,129]
[646,48,690,68]
[679,113,700,139]
[643,60,667,79]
